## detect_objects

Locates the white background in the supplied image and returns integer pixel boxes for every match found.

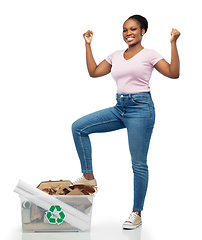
[0,0,202,239]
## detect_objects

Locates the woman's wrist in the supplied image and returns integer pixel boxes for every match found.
[170,40,177,45]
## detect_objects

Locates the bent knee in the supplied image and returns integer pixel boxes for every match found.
[72,120,79,134]
[72,119,86,136]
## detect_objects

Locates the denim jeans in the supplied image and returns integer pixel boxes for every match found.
[72,92,155,211]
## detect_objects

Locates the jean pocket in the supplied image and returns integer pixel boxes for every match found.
[130,97,149,106]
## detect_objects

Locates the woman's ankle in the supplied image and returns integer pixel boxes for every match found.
[133,211,141,217]
[83,173,94,180]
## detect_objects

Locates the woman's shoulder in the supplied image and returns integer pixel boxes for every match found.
[142,48,163,58]
[105,49,125,64]
[108,49,125,56]
[143,48,163,65]
[143,48,161,54]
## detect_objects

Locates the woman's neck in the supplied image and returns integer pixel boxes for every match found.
[126,44,144,53]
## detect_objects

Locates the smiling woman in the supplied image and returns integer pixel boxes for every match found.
[72,14,180,230]
[123,15,147,59]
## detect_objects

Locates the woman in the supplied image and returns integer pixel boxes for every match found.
[72,15,180,229]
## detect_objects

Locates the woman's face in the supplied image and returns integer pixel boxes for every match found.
[123,19,144,47]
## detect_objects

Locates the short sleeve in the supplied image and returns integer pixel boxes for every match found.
[105,54,112,65]
[149,49,163,66]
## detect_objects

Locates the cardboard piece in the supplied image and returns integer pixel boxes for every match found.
[37,180,72,191]
[37,180,95,196]
[30,205,43,222]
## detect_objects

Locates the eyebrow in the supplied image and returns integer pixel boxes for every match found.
[123,26,137,29]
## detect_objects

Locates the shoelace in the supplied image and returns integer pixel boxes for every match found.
[73,176,84,184]
[127,212,139,223]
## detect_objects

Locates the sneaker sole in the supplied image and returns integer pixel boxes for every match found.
[122,222,142,230]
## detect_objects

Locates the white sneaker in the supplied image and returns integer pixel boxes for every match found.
[122,212,142,230]
[73,176,97,187]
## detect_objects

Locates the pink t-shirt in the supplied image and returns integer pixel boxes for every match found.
[105,48,163,94]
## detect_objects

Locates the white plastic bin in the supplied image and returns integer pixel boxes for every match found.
[20,195,93,232]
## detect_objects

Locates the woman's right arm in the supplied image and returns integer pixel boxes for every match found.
[84,30,112,78]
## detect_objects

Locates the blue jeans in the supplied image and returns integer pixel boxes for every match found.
[72,92,155,211]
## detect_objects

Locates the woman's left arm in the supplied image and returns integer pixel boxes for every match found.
[155,28,181,79]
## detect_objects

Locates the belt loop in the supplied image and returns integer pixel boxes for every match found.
[129,93,131,99]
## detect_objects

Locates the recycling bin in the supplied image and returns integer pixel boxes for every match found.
[20,195,94,232]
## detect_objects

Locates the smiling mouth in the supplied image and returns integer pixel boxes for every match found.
[126,37,135,42]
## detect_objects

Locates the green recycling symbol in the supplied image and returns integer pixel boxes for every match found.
[46,205,65,225]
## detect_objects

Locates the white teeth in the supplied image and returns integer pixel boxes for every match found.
[127,37,134,41]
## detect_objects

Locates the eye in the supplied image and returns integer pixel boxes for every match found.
[131,28,137,31]
[123,29,127,32]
